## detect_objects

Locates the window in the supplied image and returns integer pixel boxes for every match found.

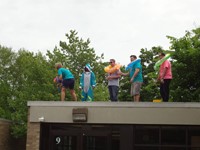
[188,127,200,147]
[135,126,159,145]
[161,126,186,145]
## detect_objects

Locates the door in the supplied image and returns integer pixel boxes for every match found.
[51,130,80,150]
[49,124,111,150]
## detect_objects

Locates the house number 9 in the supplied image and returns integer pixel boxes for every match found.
[56,137,61,144]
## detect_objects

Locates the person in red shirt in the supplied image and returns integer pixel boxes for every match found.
[157,52,172,102]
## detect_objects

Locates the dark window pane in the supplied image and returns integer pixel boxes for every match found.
[188,127,200,147]
[83,136,107,150]
[161,127,186,145]
[189,136,200,147]
[135,126,159,144]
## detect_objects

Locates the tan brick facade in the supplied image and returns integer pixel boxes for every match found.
[0,119,26,150]
[0,119,12,150]
[26,108,40,150]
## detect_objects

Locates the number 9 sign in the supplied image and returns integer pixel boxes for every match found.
[56,137,61,144]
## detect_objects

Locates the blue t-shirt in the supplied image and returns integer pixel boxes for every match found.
[129,62,143,82]
[58,68,74,79]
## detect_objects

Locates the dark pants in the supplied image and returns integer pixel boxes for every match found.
[160,79,171,102]
[108,86,119,102]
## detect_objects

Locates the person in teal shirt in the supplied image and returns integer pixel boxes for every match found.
[121,55,143,102]
[55,63,77,101]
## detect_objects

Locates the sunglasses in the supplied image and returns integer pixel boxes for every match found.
[109,62,113,64]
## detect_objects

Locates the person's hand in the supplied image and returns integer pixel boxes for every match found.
[106,76,112,80]
[120,72,128,76]
[130,77,134,83]
[119,72,123,75]
[160,78,164,84]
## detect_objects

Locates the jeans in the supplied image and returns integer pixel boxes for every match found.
[160,79,171,102]
[108,86,119,102]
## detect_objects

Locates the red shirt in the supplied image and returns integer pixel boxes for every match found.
[159,60,172,79]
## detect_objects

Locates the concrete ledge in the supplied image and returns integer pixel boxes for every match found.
[27,101,200,108]
[27,101,200,125]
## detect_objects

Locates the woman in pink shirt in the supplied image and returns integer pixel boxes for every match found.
[157,53,172,102]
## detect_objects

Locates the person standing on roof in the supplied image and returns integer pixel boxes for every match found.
[80,63,96,102]
[55,62,77,101]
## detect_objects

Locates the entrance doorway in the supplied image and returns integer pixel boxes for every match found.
[51,127,111,150]
[40,123,118,150]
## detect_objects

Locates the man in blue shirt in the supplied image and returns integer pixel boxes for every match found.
[55,63,77,101]
[121,55,143,102]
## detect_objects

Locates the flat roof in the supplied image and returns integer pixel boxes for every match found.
[28,101,200,125]
[28,101,200,108]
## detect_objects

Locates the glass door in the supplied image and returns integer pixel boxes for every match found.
[82,130,111,150]
[51,130,80,150]
[49,125,111,150]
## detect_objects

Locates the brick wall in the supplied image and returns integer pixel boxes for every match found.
[0,119,26,150]
[0,119,12,150]
[26,108,41,150]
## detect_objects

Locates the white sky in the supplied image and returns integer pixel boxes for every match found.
[0,0,199,65]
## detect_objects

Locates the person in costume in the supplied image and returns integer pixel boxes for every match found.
[106,59,121,102]
[121,55,143,102]
[157,52,172,102]
[55,62,77,101]
[79,64,96,102]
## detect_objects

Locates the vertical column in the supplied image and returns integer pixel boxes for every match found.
[26,108,40,150]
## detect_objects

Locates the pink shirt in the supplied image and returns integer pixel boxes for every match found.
[159,60,172,79]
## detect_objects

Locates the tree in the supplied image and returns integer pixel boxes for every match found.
[8,49,58,137]
[168,27,200,102]
[0,45,15,119]
[0,46,58,137]
[137,27,200,102]
[46,30,109,101]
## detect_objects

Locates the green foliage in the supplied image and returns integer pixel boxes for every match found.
[0,46,15,119]
[94,83,109,101]
[0,46,58,138]
[167,28,200,101]
[138,27,200,102]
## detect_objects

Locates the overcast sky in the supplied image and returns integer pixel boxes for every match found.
[0,0,199,65]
